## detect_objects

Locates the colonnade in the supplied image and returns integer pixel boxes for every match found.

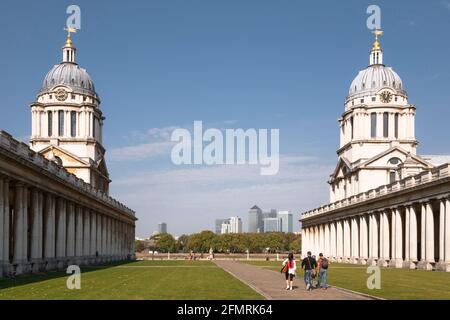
[0,175,135,276]
[302,198,450,271]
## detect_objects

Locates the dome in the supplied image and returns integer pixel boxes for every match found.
[348,65,406,100]
[39,62,97,97]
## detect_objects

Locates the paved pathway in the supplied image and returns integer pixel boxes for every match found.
[214,260,375,300]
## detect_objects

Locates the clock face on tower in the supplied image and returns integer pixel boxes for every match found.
[379,91,393,103]
[55,89,68,101]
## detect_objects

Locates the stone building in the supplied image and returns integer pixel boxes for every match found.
[0,32,137,277]
[300,31,450,272]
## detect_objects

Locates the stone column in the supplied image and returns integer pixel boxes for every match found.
[390,208,403,268]
[96,213,102,261]
[446,199,450,264]
[44,194,56,270]
[336,220,343,262]
[83,209,91,262]
[30,189,43,272]
[378,210,389,267]
[102,215,107,259]
[330,222,336,260]
[75,206,84,261]
[343,219,351,262]
[90,211,97,262]
[359,215,368,264]
[350,217,358,263]
[13,184,29,275]
[0,178,5,275]
[55,197,67,269]
[437,199,450,271]
[408,205,418,264]
[66,202,75,262]
[368,213,378,265]
[418,202,434,270]
[324,223,330,257]
[420,203,426,264]
[1,179,11,275]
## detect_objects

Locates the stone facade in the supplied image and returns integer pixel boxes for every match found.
[0,131,136,277]
[300,31,450,272]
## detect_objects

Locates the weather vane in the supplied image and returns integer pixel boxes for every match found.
[64,26,77,38]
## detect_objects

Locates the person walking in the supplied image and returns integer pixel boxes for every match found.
[317,253,329,289]
[282,252,297,290]
[301,251,317,291]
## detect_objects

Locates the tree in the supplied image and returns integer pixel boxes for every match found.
[155,233,177,253]
[135,240,145,253]
[177,234,190,252]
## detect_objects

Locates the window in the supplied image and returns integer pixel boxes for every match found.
[350,117,354,139]
[360,99,364,104]
[394,113,399,138]
[388,158,402,166]
[58,110,64,136]
[372,97,376,102]
[48,112,53,137]
[71,111,77,137]
[371,113,377,138]
[383,112,389,138]
[92,116,96,138]
[389,171,396,184]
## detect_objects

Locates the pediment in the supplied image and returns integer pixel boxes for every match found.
[39,145,89,167]
[360,147,433,169]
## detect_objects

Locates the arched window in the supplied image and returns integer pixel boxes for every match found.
[71,111,77,137]
[58,110,64,136]
[383,112,389,137]
[394,113,399,138]
[371,113,377,138]
[48,112,53,137]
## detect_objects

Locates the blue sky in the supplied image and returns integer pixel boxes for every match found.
[1,0,450,237]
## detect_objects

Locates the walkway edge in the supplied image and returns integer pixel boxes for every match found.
[329,285,385,300]
[264,267,383,300]
[214,261,273,300]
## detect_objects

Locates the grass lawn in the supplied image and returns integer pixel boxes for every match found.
[0,260,263,300]
[242,260,450,300]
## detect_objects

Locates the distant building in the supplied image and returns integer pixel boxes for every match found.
[278,211,293,233]
[220,216,242,234]
[215,218,229,234]
[263,209,278,220]
[229,217,243,233]
[264,218,281,233]
[248,205,263,233]
[158,222,167,234]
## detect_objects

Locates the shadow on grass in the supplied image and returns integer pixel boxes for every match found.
[0,261,133,290]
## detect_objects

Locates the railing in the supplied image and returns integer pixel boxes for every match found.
[301,163,450,220]
[0,130,135,217]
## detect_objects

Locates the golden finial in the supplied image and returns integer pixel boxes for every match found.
[64,27,77,47]
[371,29,383,51]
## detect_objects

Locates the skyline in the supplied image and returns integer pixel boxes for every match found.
[1,0,450,237]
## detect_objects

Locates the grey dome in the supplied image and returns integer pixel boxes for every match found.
[39,62,97,96]
[348,65,406,99]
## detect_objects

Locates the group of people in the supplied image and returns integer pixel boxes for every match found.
[281,251,329,291]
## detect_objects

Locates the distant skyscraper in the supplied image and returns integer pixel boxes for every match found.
[278,211,293,233]
[215,218,228,234]
[248,205,263,233]
[263,209,277,220]
[264,218,281,233]
[158,222,167,234]
[229,216,243,233]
